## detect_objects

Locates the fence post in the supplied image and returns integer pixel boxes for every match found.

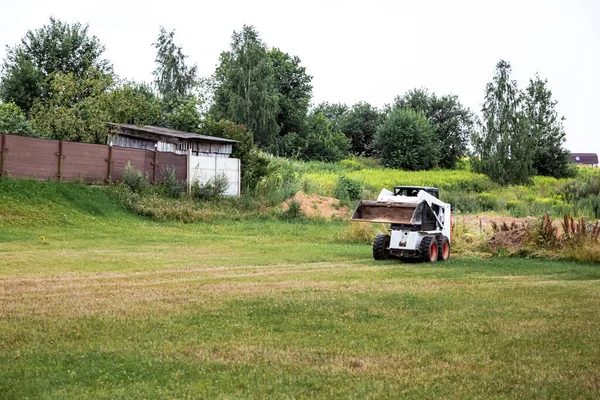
[237,158,241,196]
[56,140,64,182]
[0,133,6,178]
[152,146,158,184]
[106,144,113,183]
[187,149,192,194]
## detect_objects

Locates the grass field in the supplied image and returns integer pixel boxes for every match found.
[1,180,600,398]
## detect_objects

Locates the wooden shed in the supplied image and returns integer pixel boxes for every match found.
[107,123,237,158]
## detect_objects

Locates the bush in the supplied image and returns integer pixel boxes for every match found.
[373,108,439,170]
[201,119,270,189]
[339,158,363,171]
[334,175,362,201]
[295,112,350,163]
[191,173,230,201]
[281,200,304,220]
[122,162,149,193]
[0,102,33,135]
[155,166,185,198]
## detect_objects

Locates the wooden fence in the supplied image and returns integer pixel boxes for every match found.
[0,133,187,184]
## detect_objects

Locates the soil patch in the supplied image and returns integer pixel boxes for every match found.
[282,191,349,219]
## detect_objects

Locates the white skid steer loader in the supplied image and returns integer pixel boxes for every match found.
[351,186,452,262]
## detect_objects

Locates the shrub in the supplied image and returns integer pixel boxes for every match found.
[478,193,505,212]
[122,162,149,193]
[201,119,270,190]
[297,112,350,163]
[0,102,33,135]
[339,158,363,171]
[281,200,303,220]
[334,175,362,201]
[156,166,185,198]
[443,191,481,214]
[373,108,439,170]
[191,173,230,201]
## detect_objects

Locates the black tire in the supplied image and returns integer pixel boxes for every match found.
[373,234,391,260]
[437,236,450,261]
[420,236,438,263]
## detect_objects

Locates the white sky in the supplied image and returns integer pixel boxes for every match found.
[1,0,599,153]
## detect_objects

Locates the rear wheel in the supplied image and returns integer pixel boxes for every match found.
[420,236,438,263]
[373,234,391,260]
[437,236,451,261]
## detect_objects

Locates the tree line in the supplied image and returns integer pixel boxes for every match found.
[0,18,573,187]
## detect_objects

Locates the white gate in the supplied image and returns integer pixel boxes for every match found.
[187,154,241,196]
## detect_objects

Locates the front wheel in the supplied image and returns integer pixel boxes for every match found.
[420,236,438,263]
[373,234,391,260]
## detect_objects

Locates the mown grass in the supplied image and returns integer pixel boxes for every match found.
[1,179,600,398]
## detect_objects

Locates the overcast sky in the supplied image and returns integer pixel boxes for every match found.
[1,0,599,153]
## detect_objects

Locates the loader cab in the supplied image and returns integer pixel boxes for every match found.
[392,186,440,231]
[393,186,439,199]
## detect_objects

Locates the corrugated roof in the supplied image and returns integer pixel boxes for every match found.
[107,123,238,144]
[570,153,599,164]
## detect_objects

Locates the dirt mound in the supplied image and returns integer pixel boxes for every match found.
[281,191,350,219]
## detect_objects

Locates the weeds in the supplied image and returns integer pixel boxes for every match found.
[483,214,600,262]
[191,173,230,201]
[333,175,363,202]
[280,200,304,220]
[336,222,383,244]
[122,161,149,193]
[155,166,186,198]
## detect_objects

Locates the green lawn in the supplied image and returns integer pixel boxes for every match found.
[1,180,600,398]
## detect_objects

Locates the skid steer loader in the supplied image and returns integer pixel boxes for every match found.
[351,186,452,262]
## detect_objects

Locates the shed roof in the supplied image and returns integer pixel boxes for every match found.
[570,153,599,164]
[107,123,237,144]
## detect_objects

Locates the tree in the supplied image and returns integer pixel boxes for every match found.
[0,102,33,135]
[395,89,474,169]
[374,108,438,170]
[0,17,112,112]
[524,74,573,178]
[268,48,312,136]
[472,60,534,185]
[161,96,202,132]
[429,94,475,169]
[201,119,270,188]
[210,25,279,149]
[394,88,431,114]
[339,102,383,156]
[102,82,163,126]
[312,102,348,133]
[30,68,113,144]
[289,112,349,162]
[152,27,197,104]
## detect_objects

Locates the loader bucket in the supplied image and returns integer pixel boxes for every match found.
[350,200,418,224]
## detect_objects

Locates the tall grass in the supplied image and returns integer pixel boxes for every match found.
[293,159,600,218]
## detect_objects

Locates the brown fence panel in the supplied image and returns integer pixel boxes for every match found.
[1,134,191,185]
[157,152,188,182]
[111,147,155,181]
[3,135,59,180]
[62,141,109,183]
